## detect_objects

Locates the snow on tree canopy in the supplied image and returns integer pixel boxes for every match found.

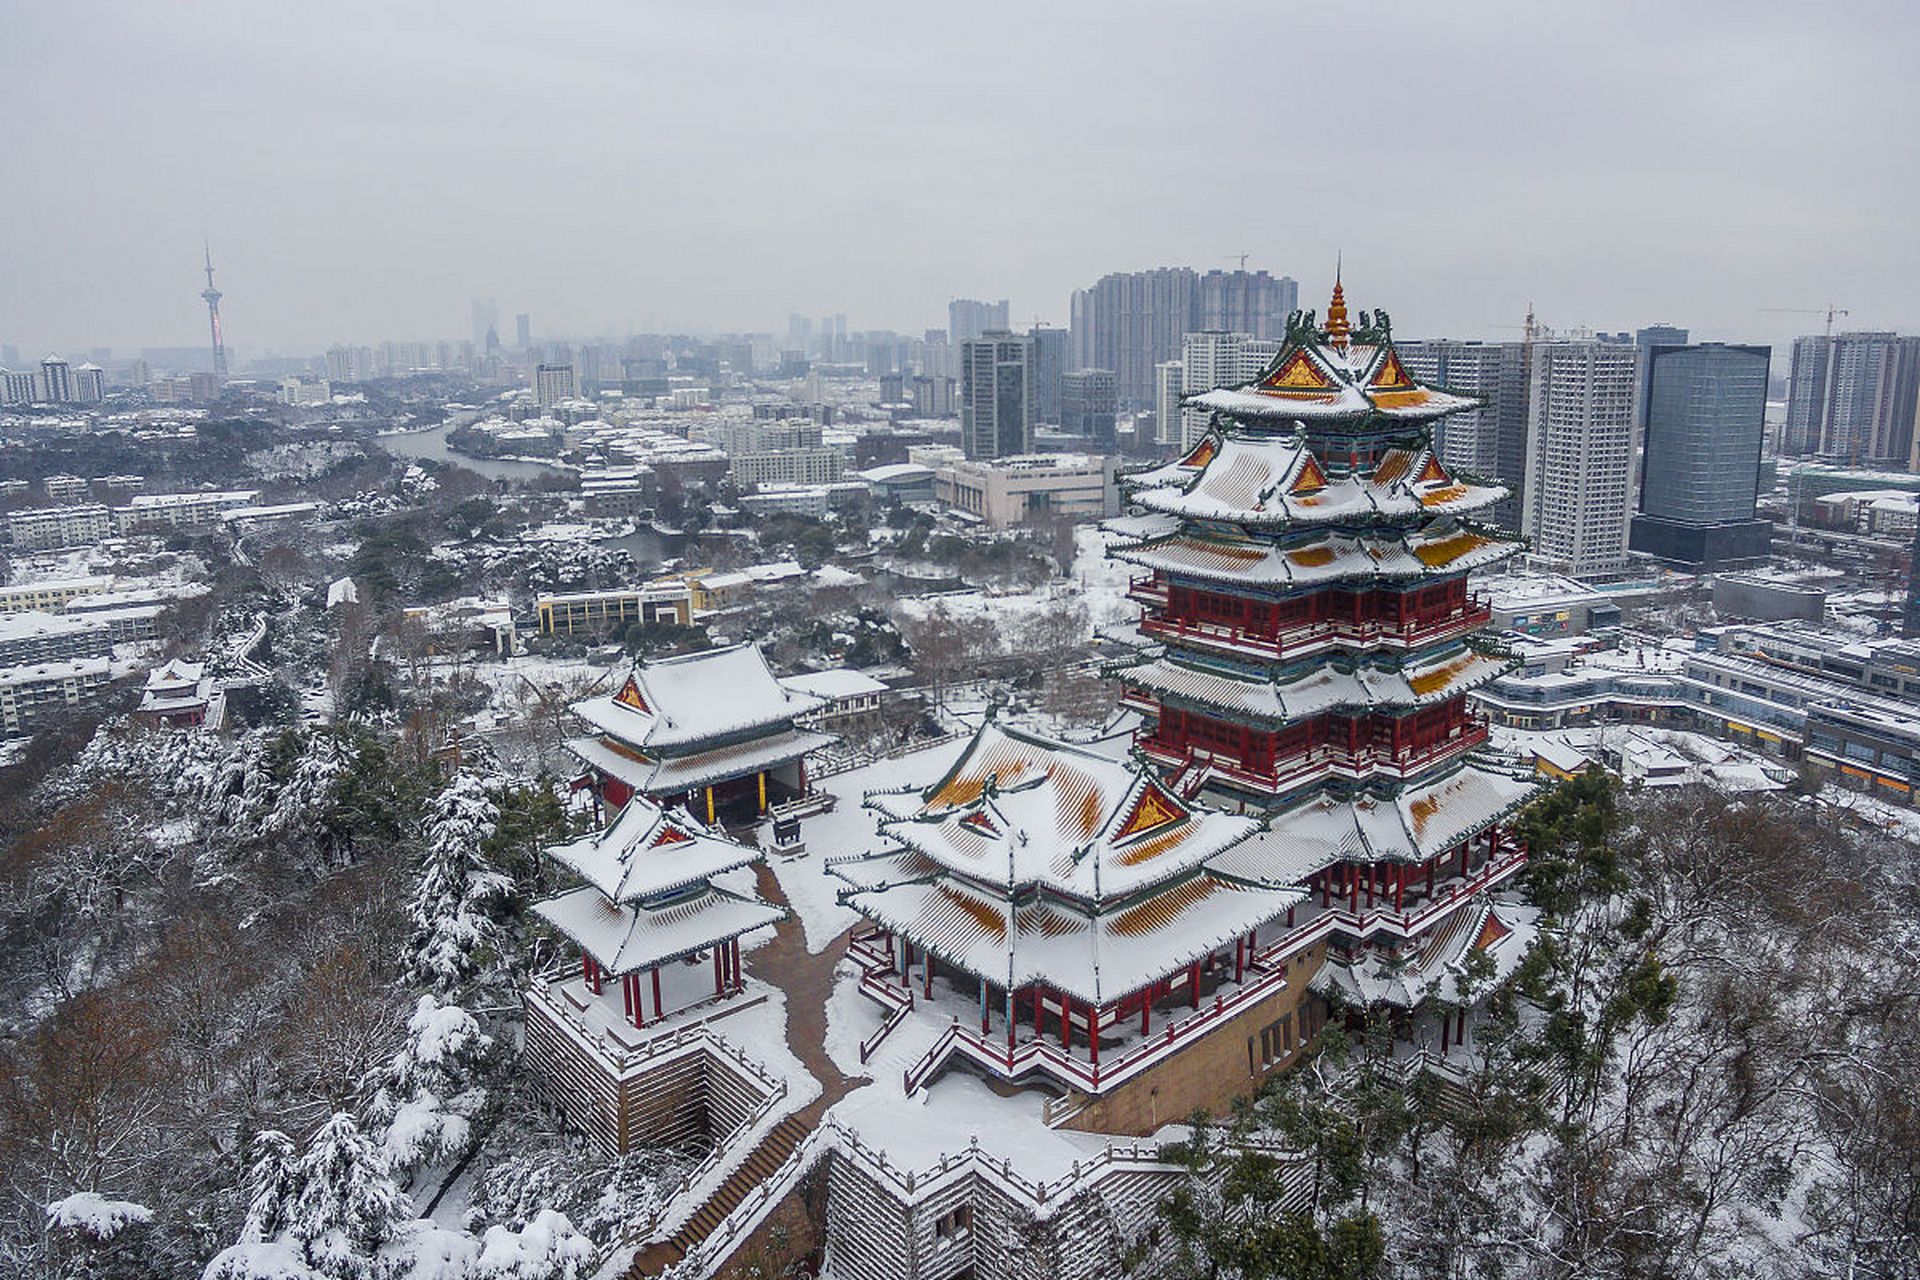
[45,1191,153,1241]
[372,995,491,1173]
[405,771,511,990]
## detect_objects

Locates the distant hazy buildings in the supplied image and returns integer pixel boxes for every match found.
[0,356,104,406]
[1029,326,1067,424]
[1628,343,1772,568]
[1069,267,1297,406]
[1396,339,1529,530]
[534,363,577,409]
[933,453,1118,527]
[1520,340,1639,577]
[911,374,956,418]
[948,299,1010,344]
[1059,369,1117,448]
[1153,361,1184,446]
[1784,331,1920,466]
[960,331,1034,460]
[1177,331,1281,449]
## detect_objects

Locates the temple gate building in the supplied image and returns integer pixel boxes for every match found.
[566,643,837,826]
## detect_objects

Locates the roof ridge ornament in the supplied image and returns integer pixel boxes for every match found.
[1326,265,1351,352]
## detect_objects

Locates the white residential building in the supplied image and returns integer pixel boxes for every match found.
[1520,340,1638,577]
[1153,360,1184,446]
[1178,331,1279,448]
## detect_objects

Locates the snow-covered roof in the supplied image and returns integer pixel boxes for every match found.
[843,870,1300,1006]
[570,643,828,751]
[856,717,1262,903]
[1113,522,1518,588]
[533,884,786,974]
[1127,434,1505,528]
[1184,333,1478,427]
[779,669,889,701]
[1118,645,1515,722]
[545,795,760,904]
[1208,763,1538,875]
[1321,896,1541,1007]
[566,724,838,794]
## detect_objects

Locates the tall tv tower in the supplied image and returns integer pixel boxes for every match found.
[200,242,228,380]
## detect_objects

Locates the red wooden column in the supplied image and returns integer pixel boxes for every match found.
[1033,985,1044,1039]
[1061,998,1072,1052]
[1141,990,1151,1035]
[1394,865,1406,912]
[1234,937,1245,983]
[651,966,665,1020]
[713,947,724,996]
[1427,860,1436,894]
[1459,842,1469,877]
[1089,1007,1100,1067]
[622,971,636,1022]
[1189,962,1201,1008]
[731,938,743,991]
[924,951,935,999]
[1349,866,1360,913]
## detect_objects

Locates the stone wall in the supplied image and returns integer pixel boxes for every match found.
[1065,943,1327,1136]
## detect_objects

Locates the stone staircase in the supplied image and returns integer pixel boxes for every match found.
[628,1112,814,1277]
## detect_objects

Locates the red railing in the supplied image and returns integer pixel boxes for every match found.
[1138,602,1491,661]
[1135,723,1490,795]
[1321,844,1528,938]
[902,908,1344,1097]
[847,929,917,1062]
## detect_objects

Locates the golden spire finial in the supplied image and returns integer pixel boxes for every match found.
[1325,259,1350,351]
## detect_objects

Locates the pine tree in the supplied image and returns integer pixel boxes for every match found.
[241,1130,302,1244]
[368,995,492,1175]
[287,1111,409,1280]
[403,771,509,991]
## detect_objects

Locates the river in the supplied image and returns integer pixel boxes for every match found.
[373,420,569,483]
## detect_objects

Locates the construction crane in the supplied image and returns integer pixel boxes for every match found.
[1761,304,1850,337]
[1224,253,1250,270]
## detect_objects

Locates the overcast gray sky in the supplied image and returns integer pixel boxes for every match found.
[3,0,1913,357]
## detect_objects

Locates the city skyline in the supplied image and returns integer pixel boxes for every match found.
[3,1,1917,356]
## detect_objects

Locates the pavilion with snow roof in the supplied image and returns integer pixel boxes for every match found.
[1107,274,1539,1052]
[831,715,1338,1130]
[566,642,837,826]
[523,790,789,1150]
[135,658,222,730]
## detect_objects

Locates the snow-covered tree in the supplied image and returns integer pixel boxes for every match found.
[208,1114,405,1280]
[367,996,492,1176]
[403,772,509,990]
[267,733,354,848]
[471,1211,593,1280]
[288,1112,409,1280]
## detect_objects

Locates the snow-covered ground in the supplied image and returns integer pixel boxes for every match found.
[760,740,957,954]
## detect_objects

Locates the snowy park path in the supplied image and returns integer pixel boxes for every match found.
[624,862,866,1276]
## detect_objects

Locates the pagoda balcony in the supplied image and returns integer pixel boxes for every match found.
[1136,722,1490,797]
[1126,573,1171,609]
[1138,600,1492,663]
[857,904,1345,1100]
[1313,831,1529,941]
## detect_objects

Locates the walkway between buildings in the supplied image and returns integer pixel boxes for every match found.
[627,862,862,1277]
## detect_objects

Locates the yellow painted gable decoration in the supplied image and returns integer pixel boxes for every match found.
[1473,911,1512,951]
[614,675,651,713]
[1115,781,1183,841]
[1262,349,1335,392]
[1370,349,1415,390]
[1180,435,1219,469]
[1290,453,1329,493]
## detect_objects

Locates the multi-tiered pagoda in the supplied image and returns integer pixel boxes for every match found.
[1111,277,1538,1030]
